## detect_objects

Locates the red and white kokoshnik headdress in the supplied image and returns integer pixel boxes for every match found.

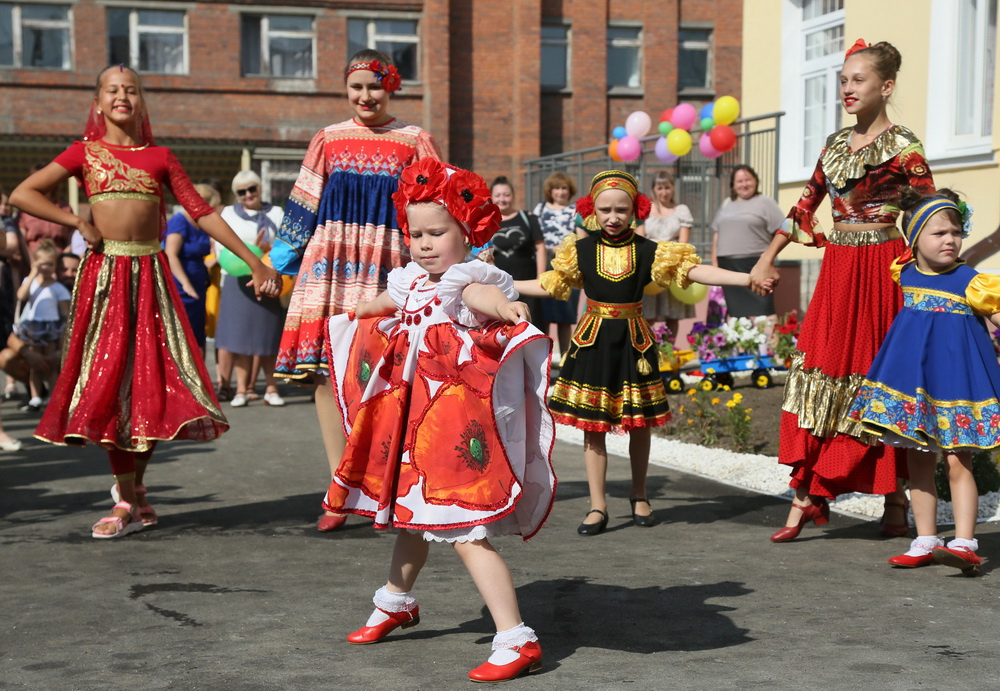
[344,60,402,93]
[393,159,501,247]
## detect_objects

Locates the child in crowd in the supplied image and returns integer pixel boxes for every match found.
[57,252,80,291]
[852,188,995,576]
[11,65,280,538]
[14,241,70,412]
[324,158,555,682]
[516,170,771,535]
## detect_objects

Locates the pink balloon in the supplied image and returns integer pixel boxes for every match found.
[698,133,722,158]
[616,135,642,162]
[625,110,652,138]
[654,136,679,163]
[670,103,697,131]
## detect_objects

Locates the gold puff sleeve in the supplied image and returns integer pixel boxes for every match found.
[539,234,583,300]
[889,257,908,285]
[966,272,1000,315]
[651,241,702,290]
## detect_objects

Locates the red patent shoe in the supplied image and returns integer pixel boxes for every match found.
[468,641,542,683]
[346,606,420,644]
[317,512,347,532]
[770,500,830,543]
[888,552,934,568]
[933,547,983,576]
[879,498,910,538]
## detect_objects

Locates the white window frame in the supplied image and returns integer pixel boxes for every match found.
[924,0,997,166]
[779,0,844,183]
[1,2,73,70]
[540,20,571,93]
[241,12,317,79]
[677,23,714,95]
[343,12,421,85]
[106,5,189,75]
[606,22,643,93]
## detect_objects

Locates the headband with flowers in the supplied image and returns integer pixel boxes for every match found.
[392,159,501,247]
[574,169,652,232]
[345,60,402,93]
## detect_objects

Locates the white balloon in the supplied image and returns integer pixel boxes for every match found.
[625,111,652,139]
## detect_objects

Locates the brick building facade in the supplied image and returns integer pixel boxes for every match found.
[1,0,741,206]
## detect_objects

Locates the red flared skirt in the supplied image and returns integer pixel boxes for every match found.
[778,236,906,498]
[35,240,228,452]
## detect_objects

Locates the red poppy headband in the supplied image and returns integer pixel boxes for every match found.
[344,60,402,93]
[845,38,870,59]
[574,169,651,231]
[393,159,501,247]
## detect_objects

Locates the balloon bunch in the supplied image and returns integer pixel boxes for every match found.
[608,110,652,162]
[651,96,742,162]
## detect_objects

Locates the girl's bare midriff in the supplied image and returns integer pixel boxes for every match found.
[90,199,163,241]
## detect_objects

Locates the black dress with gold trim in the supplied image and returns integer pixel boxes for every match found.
[541,229,699,431]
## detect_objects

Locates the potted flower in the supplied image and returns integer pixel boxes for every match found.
[770,311,800,367]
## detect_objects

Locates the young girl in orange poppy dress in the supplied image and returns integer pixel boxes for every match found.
[323,158,555,682]
[12,65,280,539]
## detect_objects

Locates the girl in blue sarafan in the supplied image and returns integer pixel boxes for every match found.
[850,188,996,576]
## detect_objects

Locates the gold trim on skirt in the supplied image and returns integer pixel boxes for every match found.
[101,239,163,256]
[781,351,879,445]
[824,227,902,247]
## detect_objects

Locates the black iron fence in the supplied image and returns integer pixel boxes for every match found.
[522,111,784,259]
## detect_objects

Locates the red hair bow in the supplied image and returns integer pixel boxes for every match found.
[845,38,869,59]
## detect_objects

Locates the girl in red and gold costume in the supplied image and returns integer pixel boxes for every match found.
[12,65,281,539]
[270,49,440,532]
[325,158,554,683]
[517,170,767,536]
[750,40,936,542]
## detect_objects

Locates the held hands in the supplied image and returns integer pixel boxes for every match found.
[749,258,780,294]
[497,300,531,324]
[746,273,777,297]
[246,260,282,300]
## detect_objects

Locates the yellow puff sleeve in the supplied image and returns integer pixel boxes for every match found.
[966,272,1000,315]
[651,241,702,290]
[539,235,583,300]
[889,257,908,285]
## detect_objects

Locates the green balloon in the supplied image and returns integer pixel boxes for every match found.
[218,244,264,277]
[700,117,715,131]
[657,121,674,136]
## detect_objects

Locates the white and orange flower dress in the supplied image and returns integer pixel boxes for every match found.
[323,261,556,542]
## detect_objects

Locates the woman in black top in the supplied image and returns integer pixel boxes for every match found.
[489,176,546,329]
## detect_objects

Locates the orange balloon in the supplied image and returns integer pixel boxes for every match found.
[608,139,622,162]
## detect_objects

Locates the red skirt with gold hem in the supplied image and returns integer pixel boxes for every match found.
[778,233,906,498]
[35,240,228,452]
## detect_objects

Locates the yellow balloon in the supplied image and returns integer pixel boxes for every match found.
[666,128,692,157]
[669,281,708,305]
[643,281,666,295]
[713,96,741,126]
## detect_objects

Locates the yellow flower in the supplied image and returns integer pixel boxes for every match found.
[687,389,696,395]
[745,408,753,414]
[678,405,685,414]
[938,416,951,430]
[722,385,731,391]
[711,397,720,405]
[870,401,887,414]
[687,419,695,426]
[733,393,743,404]
[726,400,736,409]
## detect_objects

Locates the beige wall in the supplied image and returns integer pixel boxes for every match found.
[744,0,1000,265]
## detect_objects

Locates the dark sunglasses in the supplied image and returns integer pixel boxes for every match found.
[236,185,258,197]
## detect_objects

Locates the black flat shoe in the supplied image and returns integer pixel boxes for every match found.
[577,509,609,536]
[630,498,657,527]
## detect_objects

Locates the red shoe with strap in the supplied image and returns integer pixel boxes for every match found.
[888,552,934,568]
[933,546,983,576]
[468,641,543,683]
[770,499,830,542]
[346,606,420,644]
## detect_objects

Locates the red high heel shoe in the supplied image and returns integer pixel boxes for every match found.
[468,641,543,683]
[879,498,910,538]
[317,512,347,532]
[770,499,830,542]
[346,606,420,644]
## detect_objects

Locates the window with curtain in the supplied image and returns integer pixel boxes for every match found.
[107,8,186,75]
[0,3,71,69]
[241,14,314,78]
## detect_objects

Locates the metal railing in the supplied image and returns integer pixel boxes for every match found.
[523,112,784,259]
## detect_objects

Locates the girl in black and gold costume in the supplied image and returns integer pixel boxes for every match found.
[517,170,771,535]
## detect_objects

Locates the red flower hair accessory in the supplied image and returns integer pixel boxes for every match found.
[845,38,869,59]
[345,60,402,93]
[393,159,501,247]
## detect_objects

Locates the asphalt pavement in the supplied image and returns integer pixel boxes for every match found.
[3,385,1000,690]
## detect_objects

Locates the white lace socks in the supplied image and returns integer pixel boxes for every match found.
[487,623,537,665]
[904,535,944,557]
[947,537,979,552]
[365,586,418,626]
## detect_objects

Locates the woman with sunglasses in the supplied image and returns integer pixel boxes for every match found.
[217,170,286,408]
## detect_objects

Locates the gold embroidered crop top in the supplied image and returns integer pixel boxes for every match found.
[54,140,214,219]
